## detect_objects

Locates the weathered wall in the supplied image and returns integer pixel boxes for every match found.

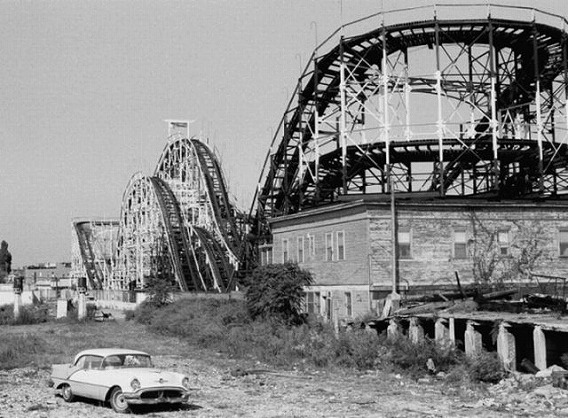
[270,199,568,318]
[271,204,371,286]
[304,284,371,323]
[369,202,568,288]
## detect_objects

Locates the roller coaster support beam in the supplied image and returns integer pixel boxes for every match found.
[488,16,500,191]
[435,13,445,196]
[533,20,545,194]
[313,30,320,204]
[382,21,391,193]
[340,36,348,194]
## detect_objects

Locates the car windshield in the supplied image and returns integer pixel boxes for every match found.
[102,354,153,369]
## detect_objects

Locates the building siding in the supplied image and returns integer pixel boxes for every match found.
[270,199,568,319]
[369,205,568,289]
[272,208,370,286]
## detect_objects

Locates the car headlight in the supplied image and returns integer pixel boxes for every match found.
[130,378,141,390]
[182,377,190,390]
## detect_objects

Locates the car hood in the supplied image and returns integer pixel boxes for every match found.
[109,368,185,387]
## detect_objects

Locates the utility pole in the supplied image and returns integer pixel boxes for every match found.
[390,174,398,295]
[382,173,401,317]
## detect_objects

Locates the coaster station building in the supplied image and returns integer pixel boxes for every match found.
[252,4,568,322]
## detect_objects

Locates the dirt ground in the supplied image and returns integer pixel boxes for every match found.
[2,317,568,417]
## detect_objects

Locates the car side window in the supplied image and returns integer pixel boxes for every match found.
[74,356,87,369]
[103,355,123,369]
[75,355,103,370]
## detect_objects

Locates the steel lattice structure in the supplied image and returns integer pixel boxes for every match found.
[253,4,568,236]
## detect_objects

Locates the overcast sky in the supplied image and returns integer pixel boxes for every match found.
[1,0,567,267]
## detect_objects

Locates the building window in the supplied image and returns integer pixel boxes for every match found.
[325,233,334,261]
[498,230,509,255]
[282,238,289,262]
[308,234,315,257]
[345,292,352,317]
[454,229,467,259]
[260,246,273,265]
[398,229,411,259]
[560,229,568,257]
[305,292,321,314]
[336,231,345,261]
[297,237,304,263]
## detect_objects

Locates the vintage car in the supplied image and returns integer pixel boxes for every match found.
[51,348,191,413]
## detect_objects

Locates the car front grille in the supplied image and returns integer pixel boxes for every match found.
[140,389,183,399]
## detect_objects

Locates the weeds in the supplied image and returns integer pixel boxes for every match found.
[0,304,50,326]
[132,298,496,382]
[465,350,506,383]
[383,336,462,377]
[0,334,47,369]
[1,296,507,386]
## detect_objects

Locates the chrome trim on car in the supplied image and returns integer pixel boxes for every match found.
[122,386,189,405]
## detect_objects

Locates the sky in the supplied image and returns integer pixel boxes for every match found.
[1,0,568,267]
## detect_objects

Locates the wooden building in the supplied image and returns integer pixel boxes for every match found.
[266,197,568,322]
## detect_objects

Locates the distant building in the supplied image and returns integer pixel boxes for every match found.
[268,198,568,322]
[24,262,73,289]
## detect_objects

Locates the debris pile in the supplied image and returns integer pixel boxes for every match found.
[387,272,567,317]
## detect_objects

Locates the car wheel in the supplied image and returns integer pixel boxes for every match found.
[109,387,131,413]
[61,384,75,402]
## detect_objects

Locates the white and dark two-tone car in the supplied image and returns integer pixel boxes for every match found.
[50,348,191,413]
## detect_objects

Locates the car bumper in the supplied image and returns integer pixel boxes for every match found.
[122,388,189,405]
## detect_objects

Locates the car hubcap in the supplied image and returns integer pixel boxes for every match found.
[63,387,71,399]
[114,392,127,410]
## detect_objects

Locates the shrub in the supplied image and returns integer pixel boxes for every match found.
[465,350,507,383]
[244,262,313,324]
[383,336,461,377]
[144,271,176,308]
[334,329,384,370]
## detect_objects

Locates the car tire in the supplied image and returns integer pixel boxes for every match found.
[109,387,131,413]
[61,384,75,402]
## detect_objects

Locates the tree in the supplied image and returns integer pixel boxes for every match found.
[144,243,177,307]
[0,240,12,282]
[244,262,314,324]
[468,212,550,286]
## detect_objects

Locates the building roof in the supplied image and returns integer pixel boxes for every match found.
[270,196,568,228]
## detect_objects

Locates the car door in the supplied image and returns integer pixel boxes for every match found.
[68,355,108,400]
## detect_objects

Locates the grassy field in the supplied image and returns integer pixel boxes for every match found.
[0,298,506,386]
[0,319,193,370]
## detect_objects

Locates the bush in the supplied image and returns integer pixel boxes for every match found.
[144,271,177,308]
[244,262,313,324]
[465,350,507,383]
[383,336,461,377]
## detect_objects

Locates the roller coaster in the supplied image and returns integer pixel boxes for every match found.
[73,4,568,291]
[73,124,242,292]
[252,4,568,238]
[71,219,118,290]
